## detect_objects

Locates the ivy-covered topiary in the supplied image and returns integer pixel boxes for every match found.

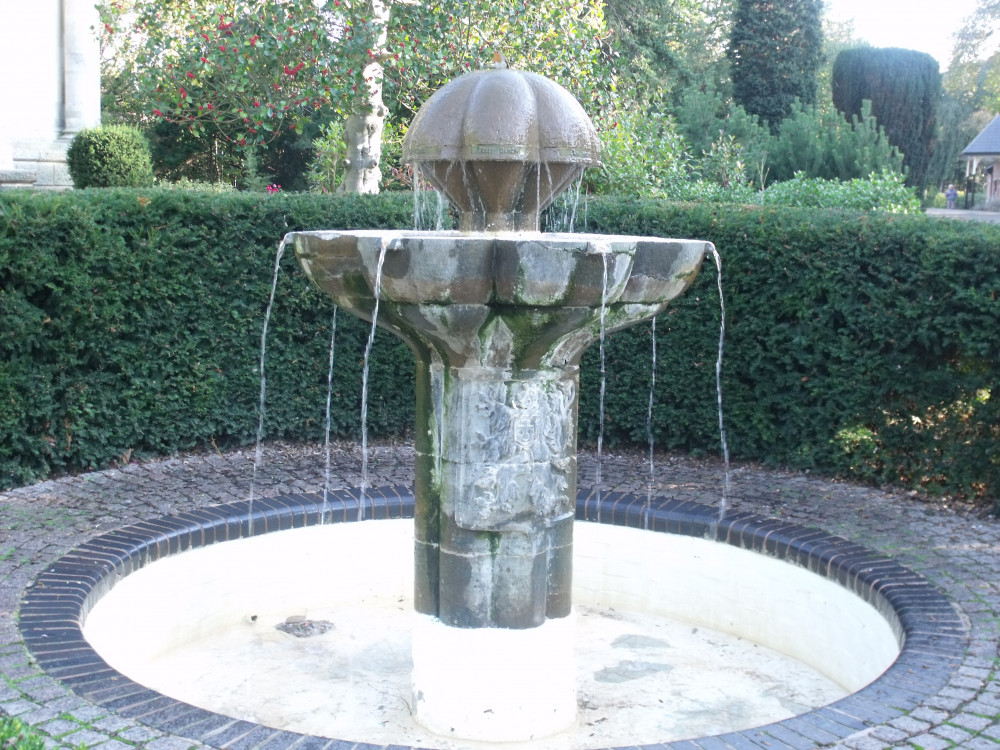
[66,126,155,188]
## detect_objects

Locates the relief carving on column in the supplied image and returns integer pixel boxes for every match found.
[447,376,576,530]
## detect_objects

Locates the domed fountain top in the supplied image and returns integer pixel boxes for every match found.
[402,57,601,232]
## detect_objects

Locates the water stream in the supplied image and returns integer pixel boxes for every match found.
[710,247,731,518]
[647,316,657,485]
[248,238,288,532]
[358,240,390,520]
[643,316,658,529]
[322,307,338,522]
[594,249,610,520]
[412,167,447,231]
[543,176,584,233]
[412,166,422,230]
[566,177,583,233]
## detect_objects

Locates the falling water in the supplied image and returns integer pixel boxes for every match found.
[543,176,585,233]
[536,164,542,232]
[647,316,657,483]
[413,165,422,230]
[248,237,288,534]
[434,189,446,231]
[321,306,338,523]
[710,247,731,519]
[566,177,583,233]
[595,250,610,518]
[640,316,658,530]
[413,166,448,231]
[358,241,389,520]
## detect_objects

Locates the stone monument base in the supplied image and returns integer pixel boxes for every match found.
[11,137,73,189]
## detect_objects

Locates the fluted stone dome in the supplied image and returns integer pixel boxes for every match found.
[402,66,601,232]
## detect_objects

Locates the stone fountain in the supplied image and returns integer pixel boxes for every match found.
[14,59,966,750]
[289,62,710,742]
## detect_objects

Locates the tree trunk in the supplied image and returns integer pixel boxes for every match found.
[338,0,390,195]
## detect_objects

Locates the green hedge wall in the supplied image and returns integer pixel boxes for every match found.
[2,190,998,505]
[580,198,999,504]
[0,189,419,489]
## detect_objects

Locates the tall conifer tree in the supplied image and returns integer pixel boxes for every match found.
[832,48,941,189]
[727,0,824,131]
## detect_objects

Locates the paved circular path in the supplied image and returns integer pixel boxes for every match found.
[2,442,998,749]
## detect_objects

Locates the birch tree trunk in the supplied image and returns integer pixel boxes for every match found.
[338,0,390,194]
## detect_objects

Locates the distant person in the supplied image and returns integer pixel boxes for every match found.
[945,184,958,210]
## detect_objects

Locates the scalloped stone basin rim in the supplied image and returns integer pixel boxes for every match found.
[291,230,709,309]
[82,511,899,748]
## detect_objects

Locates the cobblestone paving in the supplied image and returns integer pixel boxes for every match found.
[2,441,998,749]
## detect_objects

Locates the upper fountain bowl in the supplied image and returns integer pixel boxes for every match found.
[402,65,601,232]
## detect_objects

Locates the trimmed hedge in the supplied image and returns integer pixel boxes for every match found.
[580,198,999,504]
[1,190,997,506]
[0,189,419,488]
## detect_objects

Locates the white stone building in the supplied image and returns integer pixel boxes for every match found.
[0,1,102,188]
[960,114,1000,205]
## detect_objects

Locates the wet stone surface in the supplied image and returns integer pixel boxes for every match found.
[1,439,999,749]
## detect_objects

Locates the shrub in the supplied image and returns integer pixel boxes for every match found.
[0,189,417,488]
[66,125,155,188]
[832,47,940,189]
[728,0,823,130]
[765,101,905,183]
[580,197,999,504]
[585,107,689,197]
[158,177,236,192]
[761,170,921,212]
[307,121,345,194]
[0,717,45,750]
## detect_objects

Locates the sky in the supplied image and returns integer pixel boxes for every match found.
[822,0,980,69]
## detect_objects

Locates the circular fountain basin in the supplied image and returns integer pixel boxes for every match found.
[20,489,965,750]
[83,520,894,748]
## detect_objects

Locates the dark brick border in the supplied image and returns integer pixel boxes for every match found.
[19,487,967,750]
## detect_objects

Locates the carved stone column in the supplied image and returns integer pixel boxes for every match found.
[293,228,709,741]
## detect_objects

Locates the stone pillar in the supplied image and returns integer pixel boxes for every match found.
[292,228,708,744]
[411,359,580,741]
[413,364,576,628]
[61,0,103,137]
[0,0,100,188]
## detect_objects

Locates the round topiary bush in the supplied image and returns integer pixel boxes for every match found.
[66,125,155,188]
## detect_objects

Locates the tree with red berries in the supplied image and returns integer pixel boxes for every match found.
[99,0,613,193]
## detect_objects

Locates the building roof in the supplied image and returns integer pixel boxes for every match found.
[961,114,1000,157]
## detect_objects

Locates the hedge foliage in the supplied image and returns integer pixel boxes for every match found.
[1,191,997,506]
[580,198,999,505]
[0,189,418,488]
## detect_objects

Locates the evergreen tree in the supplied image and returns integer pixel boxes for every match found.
[832,47,941,189]
[727,0,824,131]
[604,0,735,101]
